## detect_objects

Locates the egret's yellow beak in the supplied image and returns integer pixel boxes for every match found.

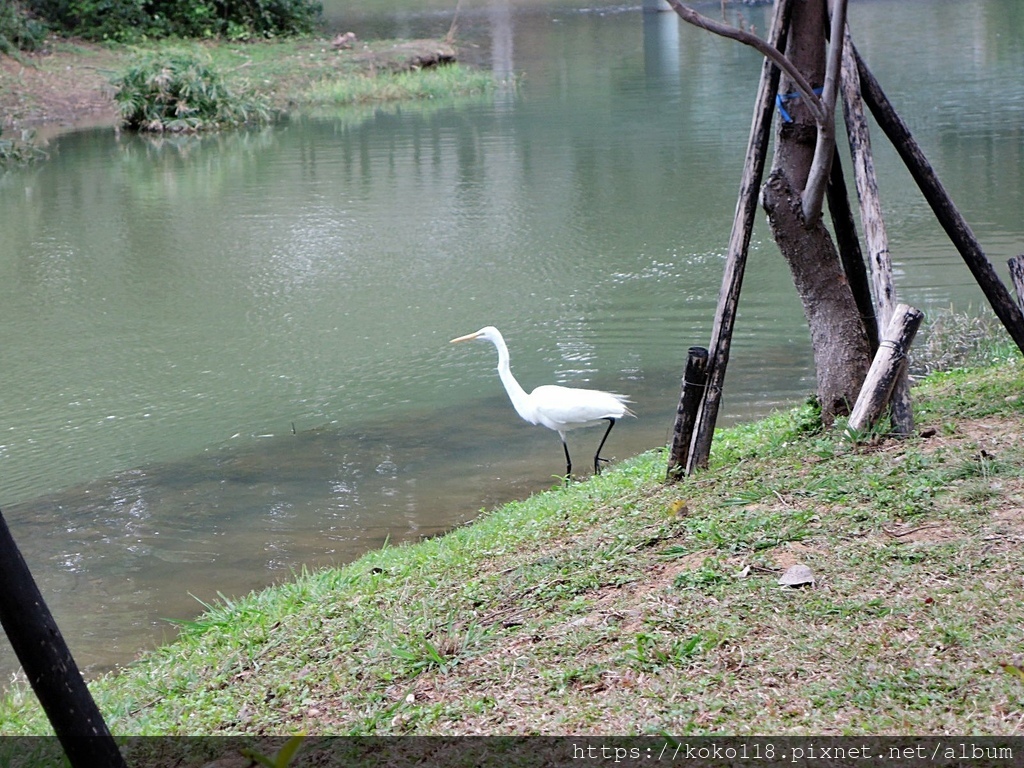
[450,331,482,343]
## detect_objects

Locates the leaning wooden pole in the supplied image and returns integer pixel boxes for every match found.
[847,303,924,438]
[840,26,913,435]
[684,0,793,473]
[854,45,1024,356]
[0,510,126,768]
[825,144,878,352]
[666,346,708,482]
[1009,255,1024,311]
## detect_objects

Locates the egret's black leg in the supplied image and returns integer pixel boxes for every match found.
[561,437,572,481]
[593,418,616,475]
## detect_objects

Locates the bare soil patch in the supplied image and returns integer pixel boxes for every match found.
[1,42,119,131]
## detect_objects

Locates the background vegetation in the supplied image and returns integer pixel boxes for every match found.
[3,0,322,46]
[0,1,47,53]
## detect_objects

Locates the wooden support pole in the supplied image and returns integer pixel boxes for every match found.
[0,509,126,768]
[854,45,1024,357]
[840,26,913,435]
[666,346,709,482]
[841,27,895,331]
[825,143,878,352]
[847,304,924,438]
[1009,255,1024,310]
[685,0,793,474]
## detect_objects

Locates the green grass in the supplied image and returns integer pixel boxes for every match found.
[302,64,496,106]
[3,36,504,135]
[109,40,499,131]
[186,38,503,111]
[2,357,1023,739]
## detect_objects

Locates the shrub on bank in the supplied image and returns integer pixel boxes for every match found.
[24,0,322,42]
[0,1,47,53]
[113,49,271,132]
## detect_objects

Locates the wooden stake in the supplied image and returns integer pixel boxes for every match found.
[847,304,924,437]
[854,45,1024,356]
[841,26,894,331]
[1009,255,1024,310]
[0,510,126,767]
[686,0,794,474]
[666,346,708,482]
[840,25,913,435]
[826,143,878,351]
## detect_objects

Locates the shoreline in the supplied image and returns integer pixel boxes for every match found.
[2,354,1022,735]
[1,35,464,137]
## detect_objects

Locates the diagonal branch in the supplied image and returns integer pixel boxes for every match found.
[663,0,827,126]
[801,0,848,224]
[666,0,849,227]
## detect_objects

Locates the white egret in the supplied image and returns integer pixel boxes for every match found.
[450,326,634,477]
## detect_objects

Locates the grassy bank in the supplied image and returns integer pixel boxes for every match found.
[0,36,499,135]
[2,349,1023,738]
[191,37,496,110]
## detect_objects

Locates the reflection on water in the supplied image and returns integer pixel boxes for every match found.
[1,0,1023,685]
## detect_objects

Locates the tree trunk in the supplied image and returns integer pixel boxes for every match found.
[762,0,871,424]
[826,144,878,351]
[762,171,871,420]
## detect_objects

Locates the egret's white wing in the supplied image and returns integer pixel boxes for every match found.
[530,384,632,431]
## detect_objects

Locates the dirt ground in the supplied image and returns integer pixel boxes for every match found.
[1,42,120,132]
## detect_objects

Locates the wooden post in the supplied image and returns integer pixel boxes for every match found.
[1009,255,1024,310]
[0,510,126,768]
[685,0,793,473]
[666,346,709,482]
[854,45,1024,357]
[840,26,913,435]
[847,304,924,437]
[825,143,878,352]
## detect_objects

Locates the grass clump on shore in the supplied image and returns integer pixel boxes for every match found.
[2,349,1023,738]
[303,63,497,107]
[107,40,502,133]
[113,48,272,132]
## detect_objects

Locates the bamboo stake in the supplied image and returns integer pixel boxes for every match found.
[841,27,895,330]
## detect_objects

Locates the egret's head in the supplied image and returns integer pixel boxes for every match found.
[450,326,499,344]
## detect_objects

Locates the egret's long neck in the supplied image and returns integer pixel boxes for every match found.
[491,334,535,423]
